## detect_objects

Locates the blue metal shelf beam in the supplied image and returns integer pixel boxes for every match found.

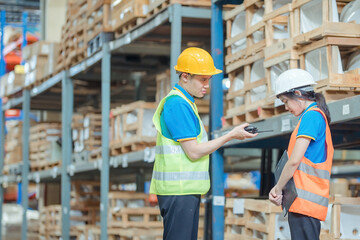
[210,2,225,239]
[0,98,4,240]
[0,10,6,77]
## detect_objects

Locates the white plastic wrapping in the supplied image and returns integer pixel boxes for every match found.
[251,7,265,43]
[340,0,360,23]
[305,46,343,82]
[141,109,157,137]
[233,70,245,106]
[300,0,339,33]
[322,204,360,239]
[271,61,290,107]
[250,59,266,103]
[273,0,292,39]
[346,50,360,71]
[2,204,39,240]
[231,11,246,53]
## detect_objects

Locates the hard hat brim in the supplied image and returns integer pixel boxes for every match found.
[272,83,317,98]
[174,66,223,76]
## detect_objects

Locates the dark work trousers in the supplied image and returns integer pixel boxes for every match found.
[288,212,321,240]
[157,195,201,240]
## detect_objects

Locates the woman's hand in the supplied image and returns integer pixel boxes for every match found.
[269,185,283,206]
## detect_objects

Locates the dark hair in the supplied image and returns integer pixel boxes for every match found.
[280,90,331,124]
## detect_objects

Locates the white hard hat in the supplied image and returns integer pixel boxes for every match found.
[275,69,316,96]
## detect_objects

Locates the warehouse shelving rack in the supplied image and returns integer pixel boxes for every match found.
[0,4,213,240]
[210,0,360,239]
[1,2,360,240]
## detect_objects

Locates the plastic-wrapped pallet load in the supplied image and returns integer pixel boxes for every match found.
[2,204,39,240]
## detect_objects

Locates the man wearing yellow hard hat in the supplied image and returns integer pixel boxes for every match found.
[150,47,257,240]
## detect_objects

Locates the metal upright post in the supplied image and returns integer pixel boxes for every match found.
[21,89,30,240]
[100,43,111,240]
[170,4,182,87]
[61,71,73,240]
[0,98,4,240]
[210,1,225,239]
[21,12,28,65]
[0,10,6,76]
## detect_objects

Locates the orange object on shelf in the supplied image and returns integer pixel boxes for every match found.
[4,51,21,72]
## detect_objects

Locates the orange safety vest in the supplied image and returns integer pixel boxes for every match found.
[288,107,334,221]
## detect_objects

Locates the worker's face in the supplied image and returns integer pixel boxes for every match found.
[279,94,305,117]
[186,74,211,98]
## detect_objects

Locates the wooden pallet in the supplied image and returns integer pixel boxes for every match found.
[147,0,211,17]
[114,17,146,38]
[110,207,163,228]
[76,225,163,240]
[224,51,275,124]
[86,0,112,42]
[240,199,282,240]
[71,181,100,209]
[30,160,60,172]
[297,37,360,95]
[112,0,148,38]
[108,191,149,212]
[224,0,266,66]
[225,198,246,240]
[40,205,79,239]
[110,138,156,155]
[292,0,360,46]
[110,101,157,155]
[321,197,360,240]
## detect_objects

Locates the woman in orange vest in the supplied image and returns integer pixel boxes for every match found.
[269,69,334,240]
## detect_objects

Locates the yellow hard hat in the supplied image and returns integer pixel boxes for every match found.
[174,47,222,75]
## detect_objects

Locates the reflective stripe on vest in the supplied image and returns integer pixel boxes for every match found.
[156,145,184,155]
[296,188,329,207]
[288,107,334,221]
[152,171,210,181]
[298,162,330,180]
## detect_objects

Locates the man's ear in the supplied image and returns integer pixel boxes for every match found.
[182,73,189,83]
[294,90,302,96]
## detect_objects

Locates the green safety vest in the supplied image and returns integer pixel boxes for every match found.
[150,88,210,195]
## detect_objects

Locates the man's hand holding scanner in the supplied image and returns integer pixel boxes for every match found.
[229,123,258,140]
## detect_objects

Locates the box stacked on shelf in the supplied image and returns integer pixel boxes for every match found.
[223,0,360,126]
[64,0,88,67]
[3,121,22,175]
[39,205,78,239]
[111,0,149,37]
[110,101,157,155]
[224,198,285,240]
[22,41,60,87]
[27,218,40,240]
[107,191,163,239]
[291,0,360,101]
[0,71,25,98]
[147,0,211,16]
[55,27,66,73]
[29,123,62,172]
[71,111,102,163]
[87,0,112,42]
[40,181,100,239]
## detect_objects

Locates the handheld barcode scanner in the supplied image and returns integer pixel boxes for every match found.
[244,125,274,134]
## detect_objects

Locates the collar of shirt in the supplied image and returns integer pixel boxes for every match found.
[174,83,195,103]
[300,102,318,118]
